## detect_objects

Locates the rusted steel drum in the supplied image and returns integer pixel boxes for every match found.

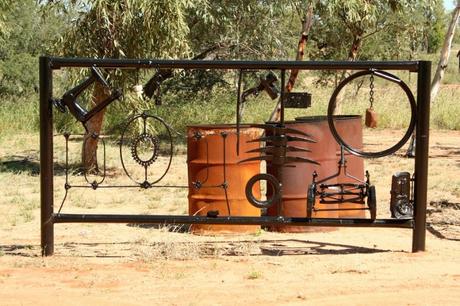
[187,124,262,234]
[334,116,366,218]
[267,115,364,232]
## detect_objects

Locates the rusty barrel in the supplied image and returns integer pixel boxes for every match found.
[334,116,366,218]
[187,124,262,234]
[267,115,364,232]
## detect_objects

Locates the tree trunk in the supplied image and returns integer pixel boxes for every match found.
[268,3,314,122]
[431,2,460,103]
[82,81,111,172]
[333,34,362,115]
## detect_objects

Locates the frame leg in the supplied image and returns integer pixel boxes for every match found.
[40,56,54,256]
[412,61,431,252]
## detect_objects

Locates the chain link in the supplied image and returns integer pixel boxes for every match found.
[369,74,374,109]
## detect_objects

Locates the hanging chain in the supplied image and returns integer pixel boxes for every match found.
[369,73,375,109]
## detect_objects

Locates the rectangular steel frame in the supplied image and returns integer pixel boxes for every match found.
[40,57,431,256]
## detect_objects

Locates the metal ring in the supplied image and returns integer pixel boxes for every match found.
[245,173,281,209]
[130,133,160,167]
[327,69,416,158]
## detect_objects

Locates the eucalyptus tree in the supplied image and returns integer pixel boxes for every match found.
[431,0,460,102]
[53,0,205,169]
[186,0,297,61]
[311,1,408,62]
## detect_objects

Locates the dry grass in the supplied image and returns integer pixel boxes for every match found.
[1,127,459,261]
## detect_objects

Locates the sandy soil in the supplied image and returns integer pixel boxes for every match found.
[1,130,459,305]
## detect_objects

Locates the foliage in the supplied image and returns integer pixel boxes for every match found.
[425,1,447,53]
[0,0,65,95]
[0,0,11,41]
[311,1,415,60]
[59,0,195,59]
[186,1,299,60]
[54,0,206,90]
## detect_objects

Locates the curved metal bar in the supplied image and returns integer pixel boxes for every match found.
[83,135,106,187]
[327,69,416,158]
[236,69,244,155]
[57,133,71,214]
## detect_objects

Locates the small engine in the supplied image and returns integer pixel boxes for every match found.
[390,172,414,218]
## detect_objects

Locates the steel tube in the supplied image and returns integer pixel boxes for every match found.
[40,56,54,256]
[53,213,413,228]
[412,61,431,252]
[49,57,420,71]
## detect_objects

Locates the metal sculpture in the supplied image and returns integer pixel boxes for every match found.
[52,67,122,130]
[39,57,431,256]
[307,146,377,220]
[327,69,416,158]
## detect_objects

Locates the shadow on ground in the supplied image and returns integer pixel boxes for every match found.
[0,156,40,176]
[0,238,394,259]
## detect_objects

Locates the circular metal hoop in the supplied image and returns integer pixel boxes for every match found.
[245,173,281,209]
[120,113,173,186]
[327,70,416,158]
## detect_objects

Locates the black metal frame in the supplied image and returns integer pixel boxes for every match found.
[40,57,431,256]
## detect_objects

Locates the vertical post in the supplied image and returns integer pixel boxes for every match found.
[279,69,286,125]
[40,57,54,256]
[275,69,286,216]
[412,61,431,252]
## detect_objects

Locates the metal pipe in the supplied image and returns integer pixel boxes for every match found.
[40,56,54,256]
[412,61,431,252]
[53,213,413,228]
[49,57,420,71]
[280,69,286,124]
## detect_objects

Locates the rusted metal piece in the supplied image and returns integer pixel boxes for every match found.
[365,108,378,128]
[267,117,339,232]
[239,155,319,166]
[187,125,262,234]
[245,173,281,208]
[246,146,311,154]
[267,116,367,232]
[334,116,367,219]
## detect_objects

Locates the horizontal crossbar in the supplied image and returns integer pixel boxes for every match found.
[48,57,420,71]
[53,213,413,228]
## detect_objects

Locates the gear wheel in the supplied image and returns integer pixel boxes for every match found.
[130,133,160,167]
